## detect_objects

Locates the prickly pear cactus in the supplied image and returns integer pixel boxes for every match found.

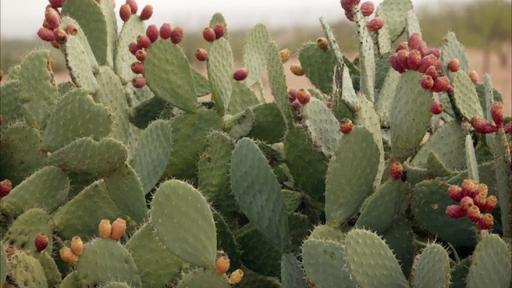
[1,0,511,287]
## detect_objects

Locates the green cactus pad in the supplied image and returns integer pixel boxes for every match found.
[345,229,409,288]
[441,32,469,73]
[248,103,286,143]
[166,109,222,179]
[7,251,48,288]
[225,108,255,139]
[465,134,479,180]
[266,41,294,126]
[53,180,122,239]
[95,67,134,147]
[406,10,422,36]
[411,244,451,288]
[426,152,454,178]
[302,97,341,157]
[356,11,376,101]
[198,132,236,216]
[76,239,141,287]
[176,269,228,288]
[238,269,281,288]
[450,70,484,119]
[0,166,69,217]
[131,119,172,194]
[281,253,306,288]
[4,208,52,253]
[60,271,80,288]
[62,0,114,66]
[48,137,127,176]
[114,16,145,83]
[129,96,170,129]
[231,138,290,252]
[0,247,6,287]
[302,238,357,288]
[0,124,46,184]
[37,252,62,288]
[16,50,59,129]
[376,0,413,41]
[411,179,476,247]
[450,258,470,288]
[237,224,281,277]
[383,219,415,277]
[42,88,112,151]
[308,225,345,242]
[101,282,132,288]
[243,24,271,85]
[150,180,217,268]
[356,180,408,233]
[376,69,401,124]
[412,122,466,171]
[227,81,260,115]
[281,190,303,213]
[208,38,234,114]
[467,232,511,288]
[325,127,381,227]
[284,126,328,202]
[60,17,99,94]
[144,40,197,112]
[103,164,147,223]
[298,42,336,94]
[192,69,211,97]
[209,13,229,37]
[0,80,23,126]
[126,223,183,287]
[390,71,433,160]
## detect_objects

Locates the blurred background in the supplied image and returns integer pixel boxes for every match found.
[1,0,511,110]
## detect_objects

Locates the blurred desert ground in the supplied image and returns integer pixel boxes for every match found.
[1,0,511,112]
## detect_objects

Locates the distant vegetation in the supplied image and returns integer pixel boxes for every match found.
[1,0,510,73]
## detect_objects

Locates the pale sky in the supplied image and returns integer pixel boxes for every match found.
[1,0,476,39]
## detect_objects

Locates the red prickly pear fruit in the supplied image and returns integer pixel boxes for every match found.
[460,196,474,211]
[360,1,375,16]
[60,247,78,264]
[430,101,443,115]
[132,76,146,88]
[49,0,64,8]
[129,42,139,55]
[471,117,497,134]
[54,28,68,44]
[65,24,78,36]
[280,48,291,63]
[448,185,464,201]
[0,179,12,198]
[34,233,49,252]
[70,236,84,256]
[424,66,438,79]
[50,40,60,49]
[325,101,333,109]
[38,27,56,42]
[418,41,428,56]
[45,7,61,29]
[466,205,481,222]
[137,35,151,49]
[146,25,159,43]
[473,193,487,210]
[291,100,302,112]
[110,218,127,241]
[228,269,244,285]
[316,37,329,51]
[504,122,512,134]
[290,64,305,76]
[140,5,153,20]
[469,70,480,84]
[389,53,405,73]
[126,0,138,14]
[339,119,353,134]
[461,179,478,197]
[490,102,504,127]
[233,68,249,81]
[341,0,360,10]
[389,161,403,180]
[215,256,231,275]
[296,89,311,105]
[407,49,422,71]
[482,195,497,213]
[420,74,434,90]
[195,48,208,62]
[160,23,172,39]
[203,27,216,42]
[98,219,112,239]
[288,89,298,103]
[477,184,489,198]
[408,33,423,50]
[432,76,451,93]
[396,50,410,71]
[131,62,144,74]
[367,18,384,32]
[170,27,184,44]
[213,24,225,39]
[135,49,147,61]
[395,42,409,52]
[478,213,494,230]
[448,58,460,72]
[446,205,466,218]
[424,48,441,59]
[419,55,437,73]
[345,10,355,22]
[119,4,132,22]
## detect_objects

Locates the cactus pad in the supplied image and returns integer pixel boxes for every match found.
[450,70,484,119]
[441,32,469,73]
[266,41,293,126]
[298,42,336,94]
[281,253,306,288]
[243,24,271,85]
[208,38,234,114]
[376,0,413,41]
[411,244,451,288]
[4,208,53,253]
[237,224,281,277]
[249,103,286,143]
[114,16,145,83]
[176,269,228,288]
[227,81,260,115]
[302,97,341,157]
[7,251,48,288]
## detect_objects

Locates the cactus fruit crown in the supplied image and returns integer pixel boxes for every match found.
[2,0,511,287]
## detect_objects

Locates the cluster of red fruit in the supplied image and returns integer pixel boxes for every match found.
[341,0,384,32]
[287,89,311,123]
[119,0,153,22]
[215,255,244,284]
[37,0,78,48]
[0,179,12,198]
[445,179,497,230]
[471,102,512,135]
